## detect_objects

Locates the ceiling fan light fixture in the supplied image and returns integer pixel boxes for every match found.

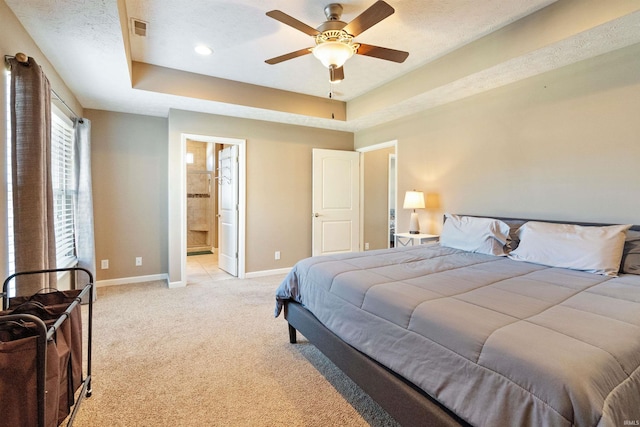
[312,30,358,69]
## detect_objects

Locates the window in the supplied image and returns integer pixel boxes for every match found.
[5,70,14,276]
[51,107,76,267]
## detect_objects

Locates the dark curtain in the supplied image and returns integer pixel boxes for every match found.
[9,56,57,295]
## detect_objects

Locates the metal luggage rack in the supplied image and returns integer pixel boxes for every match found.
[1,267,94,427]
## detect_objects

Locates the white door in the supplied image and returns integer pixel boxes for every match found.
[312,149,360,256]
[218,145,238,276]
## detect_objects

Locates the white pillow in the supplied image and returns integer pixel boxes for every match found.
[440,214,511,256]
[508,221,631,276]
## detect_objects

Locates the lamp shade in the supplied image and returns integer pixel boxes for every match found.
[312,41,355,69]
[403,191,425,210]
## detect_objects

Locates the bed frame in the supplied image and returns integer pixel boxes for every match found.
[283,216,639,426]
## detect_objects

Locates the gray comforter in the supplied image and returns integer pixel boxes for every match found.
[275,244,640,427]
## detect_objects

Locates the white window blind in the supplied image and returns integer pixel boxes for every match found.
[51,108,77,266]
[5,70,14,278]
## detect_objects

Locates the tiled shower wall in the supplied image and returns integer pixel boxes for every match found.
[187,140,215,251]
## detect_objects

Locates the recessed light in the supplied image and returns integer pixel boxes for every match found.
[194,45,212,56]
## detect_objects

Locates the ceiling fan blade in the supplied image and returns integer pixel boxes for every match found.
[330,66,345,83]
[342,1,395,37]
[356,43,409,63]
[265,48,313,65]
[266,10,320,36]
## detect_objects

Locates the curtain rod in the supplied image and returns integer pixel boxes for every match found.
[4,52,83,122]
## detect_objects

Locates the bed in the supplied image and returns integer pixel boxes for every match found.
[275,215,640,427]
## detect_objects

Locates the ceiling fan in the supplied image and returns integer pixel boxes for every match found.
[265,1,409,83]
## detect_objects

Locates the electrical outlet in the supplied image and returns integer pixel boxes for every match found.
[365,242,370,250]
[275,251,281,260]
[135,257,142,266]
[101,259,109,269]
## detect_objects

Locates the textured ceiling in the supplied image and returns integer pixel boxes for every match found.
[5,0,640,131]
[124,0,556,99]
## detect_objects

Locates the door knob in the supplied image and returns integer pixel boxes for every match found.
[313,213,320,218]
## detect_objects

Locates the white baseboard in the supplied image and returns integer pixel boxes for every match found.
[244,267,291,279]
[96,273,168,288]
[96,269,288,288]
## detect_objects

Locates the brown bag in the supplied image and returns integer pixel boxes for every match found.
[8,301,78,424]
[10,290,83,393]
[0,321,60,427]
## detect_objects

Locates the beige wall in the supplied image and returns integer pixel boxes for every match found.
[1,2,83,280]
[168,109,353,284]
[86,109,168,281]
[363,147,395,250]
[356,42,640,233]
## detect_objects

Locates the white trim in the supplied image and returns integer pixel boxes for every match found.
[358,151,365,251]
[167,281,187,289]
[96,273,168,288]
[356,140,397,153]
[244,267,291,278]
[388,153,397,249]
[168,280,184,289]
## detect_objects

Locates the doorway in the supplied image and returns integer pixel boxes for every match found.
[389,154,396,248]
[357,140,398,251]
[184,139,233,284]
[180,134,246,285]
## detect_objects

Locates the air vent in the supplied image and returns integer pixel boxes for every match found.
[131,18,148,37]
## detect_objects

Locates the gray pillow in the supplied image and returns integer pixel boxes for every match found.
[502,219,527,251]
[622,229,640,274]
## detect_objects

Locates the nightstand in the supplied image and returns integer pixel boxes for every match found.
[394,232,439,247]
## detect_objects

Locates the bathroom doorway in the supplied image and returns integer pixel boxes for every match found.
[185,139,229,283]
[183,135,245,284]
[175,133,246,286]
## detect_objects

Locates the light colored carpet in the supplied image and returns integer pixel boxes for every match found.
[72,276,400,426]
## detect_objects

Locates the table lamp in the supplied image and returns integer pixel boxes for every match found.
[403,190,425,234]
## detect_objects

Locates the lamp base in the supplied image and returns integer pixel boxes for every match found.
[409,212,420,235]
